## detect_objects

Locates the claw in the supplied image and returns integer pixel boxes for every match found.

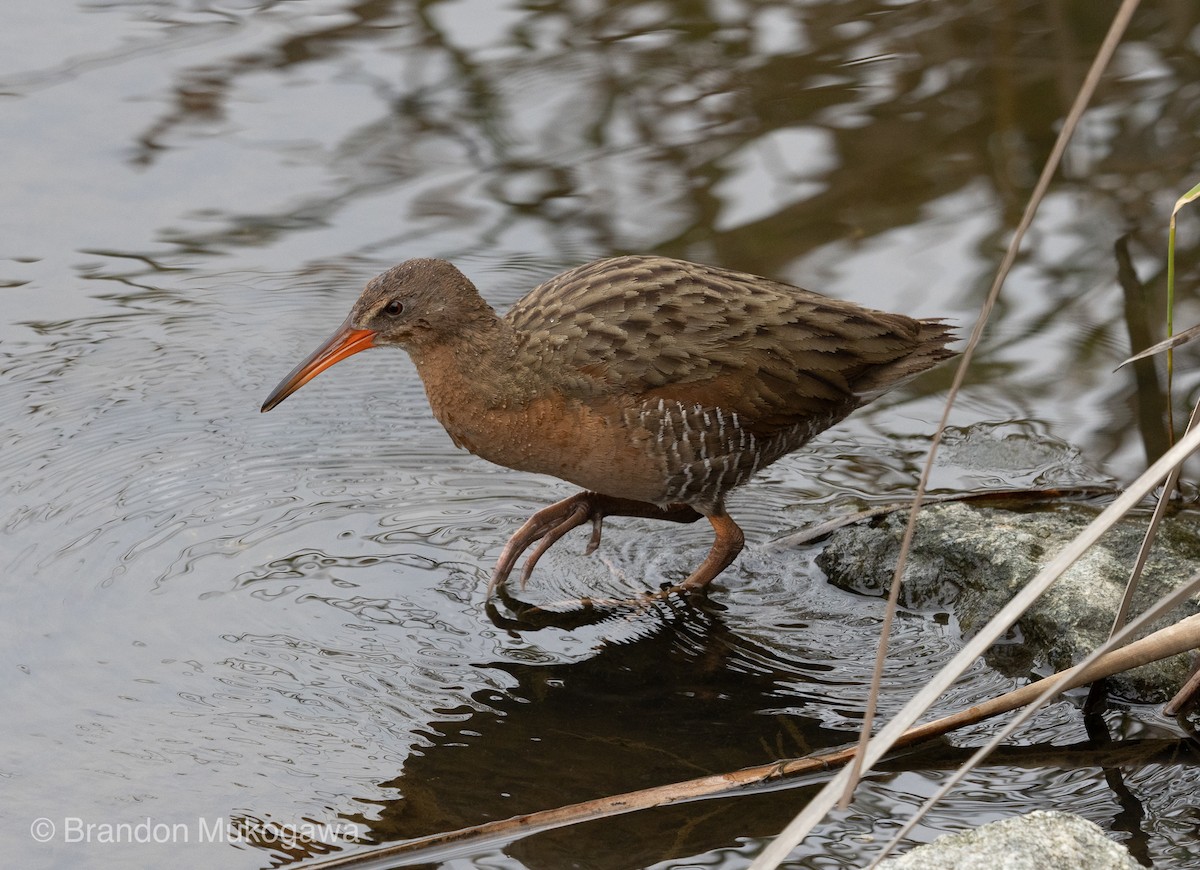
[488,493,596,597]
[486,492,707,599]
[519,502,590,588]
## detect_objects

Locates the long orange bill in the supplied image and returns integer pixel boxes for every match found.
[260,318,376,412]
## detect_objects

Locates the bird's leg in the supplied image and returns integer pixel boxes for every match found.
[677,509,745,590]
[488,491,701,596]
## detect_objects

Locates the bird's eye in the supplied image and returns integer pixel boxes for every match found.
[384,300,404,316]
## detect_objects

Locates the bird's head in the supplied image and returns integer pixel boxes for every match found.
[260,258,492,412]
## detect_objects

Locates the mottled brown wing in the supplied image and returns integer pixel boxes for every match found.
[505,255,954,436]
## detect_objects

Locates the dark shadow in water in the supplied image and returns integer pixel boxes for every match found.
[1083,710,1152,867]
[212,591,1200,868]
[354,601,844,867]
[296,604,1194,869]
[484,582,726,633]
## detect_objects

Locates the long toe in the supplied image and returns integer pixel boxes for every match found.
[518,503,592,587]
[488,493,595,596]
[488,493,707,598]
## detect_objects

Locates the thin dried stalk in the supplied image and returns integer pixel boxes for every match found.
[1118,323,1200,369]
[748,417,1200,870]
[297,612,1200,870]
[1110,397,1200,637]
[869,573,1200,867]
[839,0,1143,815]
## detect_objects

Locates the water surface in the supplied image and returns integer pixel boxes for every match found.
[3,2,1200,868]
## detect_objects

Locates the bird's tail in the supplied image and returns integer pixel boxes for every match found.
[852,318,958,399]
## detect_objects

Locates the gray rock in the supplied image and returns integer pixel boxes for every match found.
[876,809,1140,869]
[815,501,1200,702]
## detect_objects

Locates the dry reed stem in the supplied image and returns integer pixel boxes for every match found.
[869,571,1200,866]
[838,0,1145,815]
[299,612,1200,870]
[750,415,1200,869]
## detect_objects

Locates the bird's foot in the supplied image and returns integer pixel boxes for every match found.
[488,492,598,597]
[487,492,702,597]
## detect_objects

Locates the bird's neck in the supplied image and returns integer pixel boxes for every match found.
[407,317,537,444]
